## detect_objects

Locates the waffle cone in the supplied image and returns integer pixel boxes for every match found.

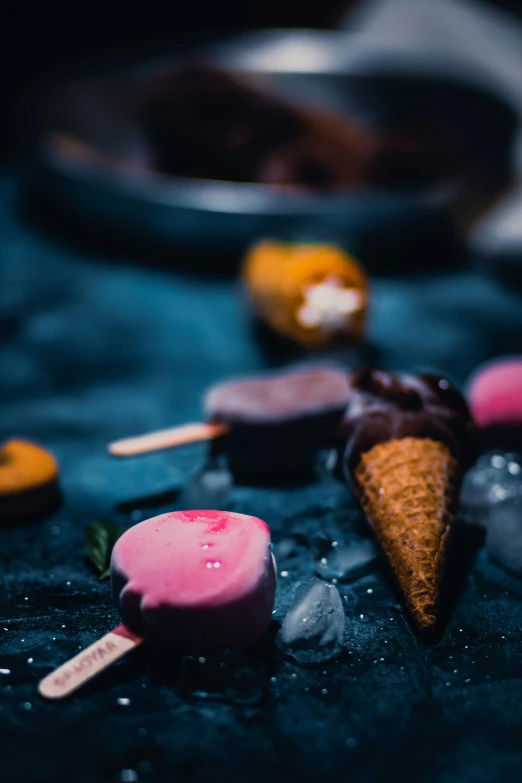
[354,437,460,635]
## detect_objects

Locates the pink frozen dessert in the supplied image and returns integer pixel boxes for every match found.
[468,358,522,445]
[111,510,277,648]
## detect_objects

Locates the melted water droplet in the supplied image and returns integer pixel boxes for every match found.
[117,697,131,707]
[21,702,32,710]
[120,770,138,782]
[280,571,289,578]
[0,668,11,675]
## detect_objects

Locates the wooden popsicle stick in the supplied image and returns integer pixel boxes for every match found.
[38,625,144,700]
[108,422,229,457]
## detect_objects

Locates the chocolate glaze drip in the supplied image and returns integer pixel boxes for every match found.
[339,368,478,477]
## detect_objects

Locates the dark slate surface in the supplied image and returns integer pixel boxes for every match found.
[2,171,522,783]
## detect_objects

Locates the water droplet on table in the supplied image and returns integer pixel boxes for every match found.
[117,697,131,707]
[120,770,138,782]
[177,651,265,706]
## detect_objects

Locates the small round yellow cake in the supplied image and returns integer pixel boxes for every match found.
[0,439,60,522]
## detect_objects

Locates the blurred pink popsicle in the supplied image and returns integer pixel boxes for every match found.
[468,358,522,429]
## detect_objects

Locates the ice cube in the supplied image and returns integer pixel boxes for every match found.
[486,497,522,576]
[276,578,345,665]
[315,540,380,583]
[177,468,232,510]
[460,451,522,527]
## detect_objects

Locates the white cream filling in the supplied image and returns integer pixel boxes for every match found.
[297,277,364,332]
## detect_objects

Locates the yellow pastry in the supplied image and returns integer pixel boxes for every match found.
[242,241,369,349]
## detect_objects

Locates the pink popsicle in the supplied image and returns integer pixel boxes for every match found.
[111,510,277,648]
[468,358,522,429]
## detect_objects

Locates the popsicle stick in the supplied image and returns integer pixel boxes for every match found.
[108,422,229,457]
[38,625,144,700]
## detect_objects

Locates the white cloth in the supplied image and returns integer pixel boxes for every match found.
[342,0,522,258]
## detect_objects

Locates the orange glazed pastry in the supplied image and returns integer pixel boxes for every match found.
[0,440,60,522]
[241,241,368,349]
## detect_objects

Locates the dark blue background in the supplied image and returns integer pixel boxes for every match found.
[2,169,522,782]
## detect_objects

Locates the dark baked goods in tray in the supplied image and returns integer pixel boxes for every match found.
[139,65,468,191]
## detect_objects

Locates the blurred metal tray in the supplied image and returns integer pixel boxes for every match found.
[28,29,519,265]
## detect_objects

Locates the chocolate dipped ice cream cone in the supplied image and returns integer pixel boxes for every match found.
[340,369,477,636]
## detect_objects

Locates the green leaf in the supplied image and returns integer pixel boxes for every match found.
[85,520,125,581]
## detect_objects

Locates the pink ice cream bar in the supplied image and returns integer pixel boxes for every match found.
[468,358,522,430]
[111,510,277,648]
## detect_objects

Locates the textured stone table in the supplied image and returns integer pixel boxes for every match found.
[2,172,522,783]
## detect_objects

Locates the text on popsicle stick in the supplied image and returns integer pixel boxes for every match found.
[39,625,143,700]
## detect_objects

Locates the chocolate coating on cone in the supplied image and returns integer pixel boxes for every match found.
[354,437,458,634]
[340,368,477,474]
